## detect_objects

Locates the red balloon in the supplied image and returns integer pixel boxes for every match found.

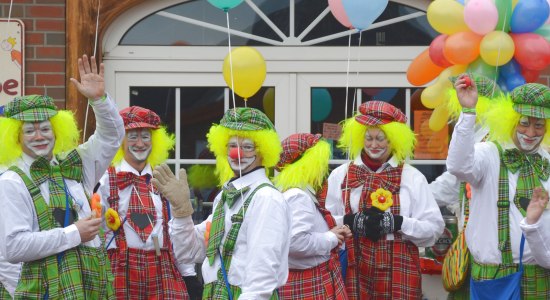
[407,49,446,86]
[521,68,541,83]
[512,33,550,71]
[429,35,453,67]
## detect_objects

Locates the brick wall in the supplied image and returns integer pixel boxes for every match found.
[1,0,66,109]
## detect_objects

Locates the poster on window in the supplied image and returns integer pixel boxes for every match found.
[0,18,24,107]
[414,110,448,160]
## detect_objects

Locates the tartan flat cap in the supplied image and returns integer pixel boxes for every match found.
[510,83,550,119]
[276,133,322,170]
[450,72,502,98]
[4,95,58,121]
[220,107,274,131]
[355,101,406,126]
[120,106,161,130]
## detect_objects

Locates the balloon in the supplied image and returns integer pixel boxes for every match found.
[512,33,550,70]
[535,24,550,43]
[427,0,470,35]
[494,0,512,32]
[262,88,275,122]
[407,49,446,86]
[499,58,522,77]
[421,67,455,109]
[522,68,541,83]
[464,0,498,35]
[448,64,469,76]
[510,0,549,33]
[311,88,333,122]
[223,47,267,100]
[429,35,453,67]
[207,0,244,11]
[429,104,450,132]
[328,0,352,28]
[374,88,399,101]
[467,57,498,80]
[479,31,515,66]
[505,73,526,91]
[443,31,483,65]
[342,0,388,30]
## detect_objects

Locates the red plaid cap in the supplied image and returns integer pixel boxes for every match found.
[355,101,406,126]
[276,133,322,171]
[119,106,161,130]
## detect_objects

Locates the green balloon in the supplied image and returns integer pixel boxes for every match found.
[467,58,498,82]
[495,0,512,32]
[535,24,550,43]
[311,88,333,122]
[207,0,244,11]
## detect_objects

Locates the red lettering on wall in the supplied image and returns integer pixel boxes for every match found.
[0,79,19,96]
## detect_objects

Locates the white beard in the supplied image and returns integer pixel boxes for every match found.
[365,147,387,160]
[26,141,54,158]
[516,132,543,152]
[229,156,256,173]
[129,146,152,162]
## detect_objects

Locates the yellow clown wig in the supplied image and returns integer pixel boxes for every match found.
[273,134,331,192]
[337,117,416,164]
[111,126,175,168]
[0,110,80,165]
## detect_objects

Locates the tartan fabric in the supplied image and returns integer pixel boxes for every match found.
[219,107,275,131]
[30,150,83,184]
[511,83,550,119]
[119,106,161,130]
[279,258,347,300]
[316,179,329,208]
[0,281,11,300]
[471,262,550,299]
[4,94,58,121]
[117,171,156,242]
[341,163,421,299]
[275,133,322,171]
[206,185,250,265]
[9,166,114,299]
[106,167,188,299]
[449,73,502,98]
[355,101,406,126]
[203,282,279,300]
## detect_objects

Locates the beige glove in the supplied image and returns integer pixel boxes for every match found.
[152,164,194,218]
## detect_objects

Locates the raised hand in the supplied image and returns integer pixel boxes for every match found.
[152,164,194,218]
[526,187,549,225]
[454,73,478,109]
[69,54,105,101]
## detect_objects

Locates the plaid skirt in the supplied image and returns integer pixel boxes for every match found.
[279,256,348,300]
[345,237,422,300]
[108,247,188,300]
[0,281,11,300]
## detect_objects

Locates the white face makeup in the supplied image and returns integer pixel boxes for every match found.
[516,132,543,152]
[363,128,390,162]
[20,121,56,159]
[514,116,546,152]
[125,128,152,163]
[227,137,260,173]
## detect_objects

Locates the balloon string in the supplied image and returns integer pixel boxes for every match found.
[83,0,101,143]
[491,2,510,97]
[344,32,352,122]
[8,0,13,23]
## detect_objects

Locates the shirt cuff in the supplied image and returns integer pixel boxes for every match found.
[325,231,339,249]
[456,112,476,129]
[64,224,82,247]
[177,263,197,276]
[171,216,195,228]
[89,93,111,106]
[520,217,542,231]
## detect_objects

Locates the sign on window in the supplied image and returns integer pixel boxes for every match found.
[0,19,24,106]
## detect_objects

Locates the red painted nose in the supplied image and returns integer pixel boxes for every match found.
[229,148,243,159]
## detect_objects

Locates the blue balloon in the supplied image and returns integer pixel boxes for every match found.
[342,0,389,30]
[374,88,399,102]
[511,0,549,33]
[311,88,333,122]
[499,59,522,78]
[506,74,526,92]
[456,0,465,5]
[207,0,244,11]
[497,76,509,92]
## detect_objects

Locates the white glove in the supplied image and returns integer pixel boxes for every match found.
[152,164,194,218]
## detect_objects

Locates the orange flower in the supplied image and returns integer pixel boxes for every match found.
[465,183,472,200]
[370,188,393,211]
[204,221,212,247]
[105,208,121,231]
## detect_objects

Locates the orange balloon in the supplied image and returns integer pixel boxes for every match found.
[407,49,446,86]
[443,32,483,65]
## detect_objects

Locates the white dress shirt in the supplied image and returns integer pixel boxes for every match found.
[447,112,550,265]
[170,168,291,300]
[0,95,125,296]
[283,187,338,269]
[325,156,444,247]
[520,217,550,268]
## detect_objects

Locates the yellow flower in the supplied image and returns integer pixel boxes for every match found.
[105,208,121,231]
[370,188,393,211]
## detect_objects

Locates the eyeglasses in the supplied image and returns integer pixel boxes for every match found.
[227,143,256,152]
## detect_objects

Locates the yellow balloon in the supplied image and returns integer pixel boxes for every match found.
[449,64,468,76]
[223,47,267,99]
[421,68,453,109]
[427,0,470,35]
[479,31,515,66]
[429,105,449,132]
[262,88,275,122]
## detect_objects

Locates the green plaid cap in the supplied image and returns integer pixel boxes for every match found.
[449,73,502,98]
[511,83,550,119]
[4,95,58,121]
[220,107,274,131]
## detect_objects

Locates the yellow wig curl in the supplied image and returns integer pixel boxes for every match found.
[207,125,282,185]
[0,110,80,165]
[187,164,219,189]
[484,95,550,146]
[273,139,331,192]
[112,126,175,168]
[447,91,500,124]
[337,117,416,163]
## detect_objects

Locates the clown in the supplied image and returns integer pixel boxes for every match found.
[273,133,351,300]
[323,101,444,299]
[448,77,550,298]
[0,55,124,299]
[96,106,192,299]
[156,107,291,299]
